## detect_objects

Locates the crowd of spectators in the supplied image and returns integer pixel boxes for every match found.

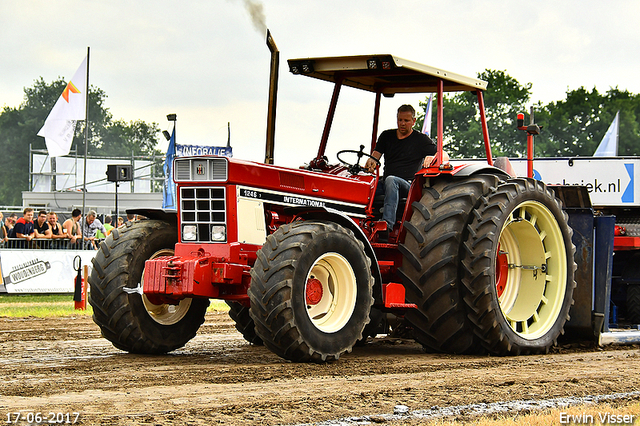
[0,208,133,250]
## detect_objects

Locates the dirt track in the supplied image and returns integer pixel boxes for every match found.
[1,312,640,425]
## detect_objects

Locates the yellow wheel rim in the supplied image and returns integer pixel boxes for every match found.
[305,252,357,333]
[497,201,567,340]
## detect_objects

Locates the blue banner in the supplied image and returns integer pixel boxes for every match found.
[162,128,176,210]
[176,145,233,157]
[162,138,233,211]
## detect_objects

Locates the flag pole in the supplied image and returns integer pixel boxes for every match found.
[81,47,90,218]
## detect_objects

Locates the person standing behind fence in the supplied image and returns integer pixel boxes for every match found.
[8,208,35,248]
[0,212,7,246]
[47,212,66,238]
[33,210,52,240]
[82,210,107,250]
[117,216,124,227]
[103,215,114,236]
[96,215,114,239]
[5,213,16,233]
[63,209,83,248]
[48,212,66,248]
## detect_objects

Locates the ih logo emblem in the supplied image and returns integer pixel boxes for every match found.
[196,164,205,175]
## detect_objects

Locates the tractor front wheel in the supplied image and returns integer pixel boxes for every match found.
[248,221,374,362]
[89,220,209,354]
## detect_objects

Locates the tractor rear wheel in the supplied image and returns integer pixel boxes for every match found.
[89,220,209,354]
[399,175,500,354]
[461,178,576,355]
[248,221,374,362]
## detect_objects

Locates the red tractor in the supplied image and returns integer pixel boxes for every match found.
[89,37,579,362]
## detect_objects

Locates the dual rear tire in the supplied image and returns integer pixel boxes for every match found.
[400,177,576,355]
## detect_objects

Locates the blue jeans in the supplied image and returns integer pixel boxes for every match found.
[375,175,411,228]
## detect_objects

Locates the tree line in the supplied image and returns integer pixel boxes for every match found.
[0,78,161,206]
[1,71,639,206]
[416,69,640,159]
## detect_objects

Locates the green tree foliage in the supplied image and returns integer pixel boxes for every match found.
[417,71,640,159]
[536,87,640,157]
[0,77,161,205]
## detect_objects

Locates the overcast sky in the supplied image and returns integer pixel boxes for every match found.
[2,1,638,167]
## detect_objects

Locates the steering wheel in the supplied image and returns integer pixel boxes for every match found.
[336,145,380,175]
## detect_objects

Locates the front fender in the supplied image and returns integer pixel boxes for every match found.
[127,208,178,227]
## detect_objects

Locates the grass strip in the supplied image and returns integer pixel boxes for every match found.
[0,294,229,318]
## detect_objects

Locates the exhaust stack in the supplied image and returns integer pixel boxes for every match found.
[265,30,278,164]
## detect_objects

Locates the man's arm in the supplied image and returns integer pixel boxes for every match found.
[97,220,108,236]
[35,224,52,239]
[63,220,78,243]
[365,150,382,173]
[16,231,33,241]
[422,151,450,168]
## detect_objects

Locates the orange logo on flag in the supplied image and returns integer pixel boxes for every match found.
[62,81,81,103]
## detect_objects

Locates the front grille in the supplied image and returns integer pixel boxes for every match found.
[180,186,226,242]
[174,158,228,182]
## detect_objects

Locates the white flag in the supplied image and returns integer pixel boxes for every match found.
[594,111,619,157]
[37,56,87,157]
[421,94,433,137]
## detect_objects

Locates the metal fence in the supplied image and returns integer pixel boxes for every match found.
[0,238,104,250]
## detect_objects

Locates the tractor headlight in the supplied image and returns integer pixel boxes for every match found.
[183,225,197,241]
[211,225,226,242]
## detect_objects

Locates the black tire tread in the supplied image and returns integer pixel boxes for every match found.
[460,178,577,355]
[399,175,500,354]
[226,301,263,345]
[626,285,640,324]
[248,221,374,363]
[88,220,209,354]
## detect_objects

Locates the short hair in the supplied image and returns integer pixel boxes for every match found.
[48,211,57,217]
[23,207,34,214]
[87,210,97,218]
[38,210,47,216]
[127,213,135,220]
[105,215,112,224]
[397,104,416,118]
[72,208,82,217]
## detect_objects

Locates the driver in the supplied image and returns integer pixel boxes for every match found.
[365,104,439,240]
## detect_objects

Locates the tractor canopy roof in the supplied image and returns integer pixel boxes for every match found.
[287,54,487,95]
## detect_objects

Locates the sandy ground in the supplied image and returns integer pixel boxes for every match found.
[1,312,640,425]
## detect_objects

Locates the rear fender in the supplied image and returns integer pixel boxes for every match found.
[450,163,512,179]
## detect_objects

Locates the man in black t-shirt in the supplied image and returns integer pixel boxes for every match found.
[365,104,440,237]
[34,210,52,239]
